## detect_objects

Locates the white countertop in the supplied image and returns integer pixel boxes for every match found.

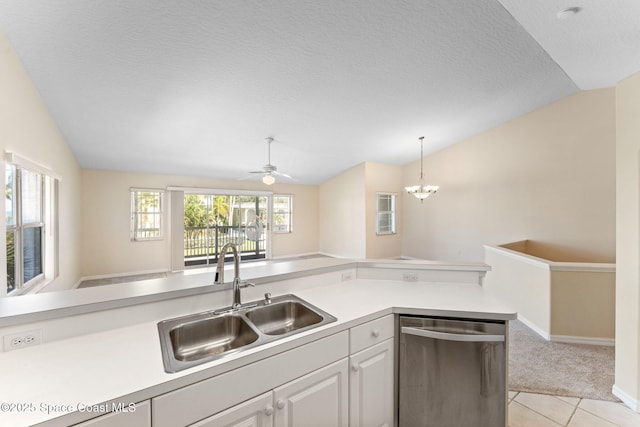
[0,277,514,427]
[0,257,490,326]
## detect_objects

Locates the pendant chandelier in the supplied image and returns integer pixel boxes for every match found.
[405,136,439,202]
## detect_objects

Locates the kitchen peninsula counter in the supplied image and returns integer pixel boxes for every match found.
[0,258,515,426]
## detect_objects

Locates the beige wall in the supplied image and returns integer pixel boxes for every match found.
[365,162,403,259]
[551,270,615,339]
[402,89,616,263]
[318,162,403,259]
[318,163,366,258]
[615,71,640,406]
[80,169,319,277]
[0,32,82,293]
[272,183,319,259]
[485,245,615,342]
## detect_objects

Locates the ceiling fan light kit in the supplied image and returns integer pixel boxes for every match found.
[262,174,276,185]
[248,137,293,186]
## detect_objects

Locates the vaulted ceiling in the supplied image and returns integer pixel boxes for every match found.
[1,1,638,184]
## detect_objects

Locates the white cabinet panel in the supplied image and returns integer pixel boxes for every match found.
[72,401,150,427]
[190,392,273,427]
[349,339,394,427]
[153,331,348,427]
[273,359,348,427]
[349,315,394,354]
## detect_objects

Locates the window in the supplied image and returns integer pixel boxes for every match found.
[376,193,396,235]
[131,190,164,241]
[273,195,293,233]
[5,160,58,295]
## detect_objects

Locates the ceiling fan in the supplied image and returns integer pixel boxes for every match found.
[248,137,293,185]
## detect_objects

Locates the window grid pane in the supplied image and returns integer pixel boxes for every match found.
[21,169,43,224]
[23,226,43,283]
[6,231,16,294]
[5,164,16,226]
[131,190,163,241]
[273,195,293,233]
[376,194,396,235]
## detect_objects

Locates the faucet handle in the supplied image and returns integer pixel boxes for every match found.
[240,280,255,288]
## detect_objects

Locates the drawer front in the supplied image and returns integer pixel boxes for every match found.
[349,315,394,354]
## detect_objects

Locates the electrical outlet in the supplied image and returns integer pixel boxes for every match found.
[341,271,354,281]
[3,329,42,352]
[402,272,418,282]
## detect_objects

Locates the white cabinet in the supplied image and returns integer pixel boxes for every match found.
[153,332,349,427]
[273,359,348,427]
[190,359,348,427]
[349,339,394,427]
[73,401,151,427]
[348,315,395,427]
[190,392,273,427]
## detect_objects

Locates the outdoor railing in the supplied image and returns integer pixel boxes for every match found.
[184,225,265,265]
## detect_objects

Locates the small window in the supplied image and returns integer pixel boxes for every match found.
[273,195,293,233]
[131,190,164,241]
[376,193,396,235]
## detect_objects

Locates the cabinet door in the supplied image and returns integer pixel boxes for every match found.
[190,392,274,427]
[73,401,150,427]
[349,338,394,427]
[273,358,348,427]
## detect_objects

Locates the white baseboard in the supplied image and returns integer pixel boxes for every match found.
[550,335,615,346]
[270,252,326,260]
[612,385,640,412]
[317,251,351,259]
[73,268,169,289]
[398,255,421,260]
[517,315,615,346]
[517,315,550,340]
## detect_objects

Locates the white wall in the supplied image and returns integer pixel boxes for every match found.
[80,169,319,277]
[402,89,616,263]
[319,163,366,258]
[0,32,82,293]
[614,70,640,409]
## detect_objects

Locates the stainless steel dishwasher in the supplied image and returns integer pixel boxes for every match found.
[398,316,507,427]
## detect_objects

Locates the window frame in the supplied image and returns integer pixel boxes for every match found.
[5,162,53,295]
[130,189,165,241]
[375,192,397,235]
[272,194,293,234]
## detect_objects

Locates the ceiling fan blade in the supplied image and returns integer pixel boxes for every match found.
[248,170,265,174]
[273,171,295,180]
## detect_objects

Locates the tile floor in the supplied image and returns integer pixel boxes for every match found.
[508,391,640,426]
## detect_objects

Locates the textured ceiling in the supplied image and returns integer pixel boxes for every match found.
[0,1,637,184]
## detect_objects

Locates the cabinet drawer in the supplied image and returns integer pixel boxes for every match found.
[349,315,394,354]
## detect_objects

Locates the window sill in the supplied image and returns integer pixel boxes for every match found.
[8,276,52,296]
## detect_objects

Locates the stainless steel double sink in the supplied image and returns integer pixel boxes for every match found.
[158,294,337,373]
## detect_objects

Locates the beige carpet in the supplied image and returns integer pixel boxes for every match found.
[508,320,618,401]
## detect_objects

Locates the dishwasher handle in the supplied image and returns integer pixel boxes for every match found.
[401,326,505,343]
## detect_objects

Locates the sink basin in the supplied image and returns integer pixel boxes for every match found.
[246,300,324,335]
[169,315,259,362]
[158,294,337,373]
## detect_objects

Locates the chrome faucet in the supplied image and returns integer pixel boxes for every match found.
[214,242,254,309]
